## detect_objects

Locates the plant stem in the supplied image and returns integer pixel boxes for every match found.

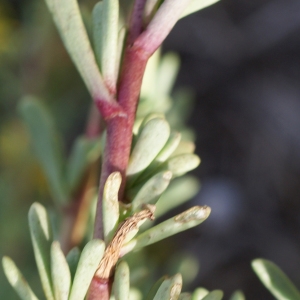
[93,43,148,240]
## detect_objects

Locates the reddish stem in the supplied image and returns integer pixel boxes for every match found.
[93,44,148,240]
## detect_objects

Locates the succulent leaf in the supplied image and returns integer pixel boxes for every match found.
[252,259,300,300]
[28,203,54,300]
[114,261,130,300]
[69,239,105,300]
[2,257,39,300]
[121,206,211,255]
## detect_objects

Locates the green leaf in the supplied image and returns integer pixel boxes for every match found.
[100,0,119,92]
[129,288,143,300]
[114,261,130,300]
[121,206,211,255]
[155,176,200,217]
[92,2,103,66]
[202,290,223,300]
[103,172,121,243]
[69,239,105,300]
[179,293,192,300]
[229,290,245,300]
[192,288,209,299]
[141,49,161,101]
[66,136,101,192]
[51,241,71,300]
[44,0,111,101]
[157,52,180,97]
[153,273,182,300]
[145,276,167,300]
[66,247,81,281]
[252,259,300,300]
[127,118,170,179]
[155,132,182,163]
[166,154,200,177]
[135,131,181,183]
[116,27,126,78]
[144,0,161,24]
[181,0,220,18]
[28,203,54,300]
[130,171,172,211]
[2,257,39,300]
[19,97,67,205]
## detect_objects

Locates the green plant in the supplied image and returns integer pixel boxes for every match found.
[2,0,220,299]
[3,1,296,299]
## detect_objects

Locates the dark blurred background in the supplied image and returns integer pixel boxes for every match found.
[1,0,300,299]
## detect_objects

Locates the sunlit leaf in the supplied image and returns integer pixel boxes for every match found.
[51,241,71,300]
[127,118,170,179]
[103,172,121,243]
[2,257,39,300]
[28,203,54,300]
[181,0,219,19]
[130,171,172,210]
[229,290,245,300]
[192,287,209,300]
[121,206,211,255]
[252,259,300,300]
[202,290,223,300]
[69,239,105,300]
[153,273,182,300]
[114,261,130,300]
[44,0,110,101]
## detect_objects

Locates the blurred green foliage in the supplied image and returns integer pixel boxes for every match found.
[0,1,93,298]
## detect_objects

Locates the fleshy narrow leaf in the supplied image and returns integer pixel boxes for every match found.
[20,97,67,205]
[2,257,39,300]
[114,261,130,300]
[229,290,245,300]
[121,206,211,255]
[129,288,143,300]
[145,276,167,300]
[66,247,81,281]
[127,118,170,179]
[92,2,103,66]
[100,0,119,92]
[28,203,54,300]
[66,136,101,192]
[141,49,160,101]
[155,132,181,163]
[116,27,126,78]
[155,176,199,217]
[130,171,172,211]
[103,172,121,243]
[157,52,180,97]
[192,288,209,300]
[69,239,105,300]
[153,273,182,300]
[144,0,160,24]
[181,0,220,19]
[166,154,200,177]
[136,132,181,183]
[252,259,300,300]
[44,0,111,101]
[201,290,223,300]
[51,241,71,300]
